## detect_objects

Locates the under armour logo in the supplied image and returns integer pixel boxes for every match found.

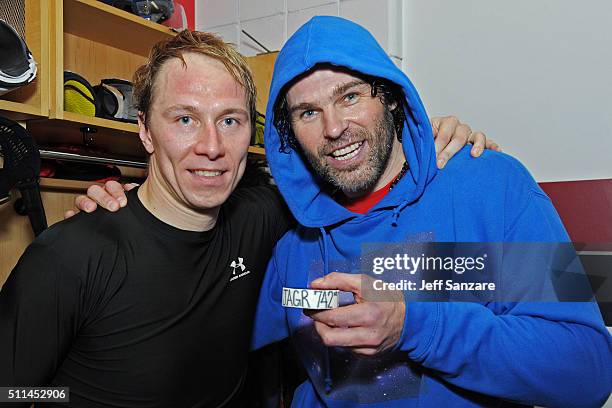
[230,257,246,275]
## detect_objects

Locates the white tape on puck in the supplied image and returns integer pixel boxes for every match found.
[282,287,339,309]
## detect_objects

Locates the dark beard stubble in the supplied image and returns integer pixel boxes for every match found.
[301,106,396,196]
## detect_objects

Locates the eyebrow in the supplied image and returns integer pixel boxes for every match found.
[288,102,317,117]
[330,79,368,99]
[288,79,368,116]
[163,105,249,117]
[163,105,199,116]
[218,107,249,117]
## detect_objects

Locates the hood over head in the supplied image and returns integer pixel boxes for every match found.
[265,16,437,228]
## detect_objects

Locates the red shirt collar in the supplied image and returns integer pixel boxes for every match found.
[340,177,395,215]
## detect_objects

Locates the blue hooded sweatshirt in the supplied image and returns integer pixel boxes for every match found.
[252,16,612,407]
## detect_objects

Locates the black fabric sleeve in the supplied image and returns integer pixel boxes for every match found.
[255,185,296,242]
[0,242,81,392]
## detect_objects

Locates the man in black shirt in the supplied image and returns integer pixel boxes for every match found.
[0,31,292,407]
[1,185,289,407]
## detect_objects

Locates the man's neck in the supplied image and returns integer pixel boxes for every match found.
[138,170,219,232]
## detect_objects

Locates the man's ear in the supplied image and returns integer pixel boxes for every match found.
[138,112,154,154]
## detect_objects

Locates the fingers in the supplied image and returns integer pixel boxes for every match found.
[433,115,460,157]
[71,180,133,216]
[469,131,486,157]
[433,116,477,169]
[437,123,472,169]
[63,209,77,219]
[310,272,363,297]
[310,301,404,353]
[308,302,375,328]
[430,116,442,138]
[74,194,97,213]
[104,180,129,207]
[485,138,502,152]
[349,347,379,356]
[313,321,383,349]
[471,133,502,156]
[85,183,121,212]
[124,182,140,191]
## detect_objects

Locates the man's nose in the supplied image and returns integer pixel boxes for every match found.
[322,108,348,139]
[194,123,225,159]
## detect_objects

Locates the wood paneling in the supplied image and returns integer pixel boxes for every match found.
[246,52,278,115]
[0,182,92,288]
[0,0,48,118]
[63,33,148,86]
[64,0,174,57]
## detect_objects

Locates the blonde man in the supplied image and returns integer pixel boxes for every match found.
[0,30,292,407]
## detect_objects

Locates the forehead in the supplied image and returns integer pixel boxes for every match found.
[154,52,247,108]
[285,67,365,105]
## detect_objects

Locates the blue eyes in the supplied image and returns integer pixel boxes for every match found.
[301,110,315,119]
[298,93,360,120]
[176,116,239,128]
[344,92,358,103]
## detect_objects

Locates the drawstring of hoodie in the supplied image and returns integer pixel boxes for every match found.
[389,161,411,226]
[391,200,411,227]
[318,227,334,394]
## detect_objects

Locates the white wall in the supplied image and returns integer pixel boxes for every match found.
[401,0,612,182]
[195,0,393,57]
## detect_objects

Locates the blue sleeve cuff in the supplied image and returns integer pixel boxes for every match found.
[394,295,441,363]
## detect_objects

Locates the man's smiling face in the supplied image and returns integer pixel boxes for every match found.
[139,52,251,212]
[286,67,399,197]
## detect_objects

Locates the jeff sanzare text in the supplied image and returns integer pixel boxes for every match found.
[372,279,496,291]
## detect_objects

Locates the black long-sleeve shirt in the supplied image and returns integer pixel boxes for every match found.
[0,185,292,407]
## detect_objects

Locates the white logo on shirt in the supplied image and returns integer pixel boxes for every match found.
[230,257,246,274]
[230,257,251,282]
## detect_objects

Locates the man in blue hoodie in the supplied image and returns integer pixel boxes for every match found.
[251,16,612,407]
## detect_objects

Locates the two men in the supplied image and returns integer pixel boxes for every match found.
[1,27,486,406]
[250,16,612,407]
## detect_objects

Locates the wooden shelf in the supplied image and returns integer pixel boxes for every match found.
[27,117,145,160]
[61,111,139,132]
[64,0,175,57]
[40,177,101,191]
[248,146,265,156]
[0,100,43,120]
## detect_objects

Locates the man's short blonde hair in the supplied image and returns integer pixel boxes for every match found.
[133,30,257,131]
